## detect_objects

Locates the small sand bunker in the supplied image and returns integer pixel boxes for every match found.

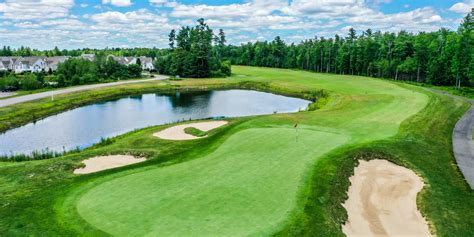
[343,159,432,237]
[74,155,146,174]
[153,121,228,140]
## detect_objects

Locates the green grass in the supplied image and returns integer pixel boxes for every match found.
[184,127,208,137]
[0,66,473,236]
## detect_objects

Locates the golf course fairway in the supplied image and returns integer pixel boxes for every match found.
[1,66,473,236]
[68,66,428,236]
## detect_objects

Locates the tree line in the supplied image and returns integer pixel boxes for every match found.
[223,10,473,87]
[154,18,231,78]
[0,46,161,58]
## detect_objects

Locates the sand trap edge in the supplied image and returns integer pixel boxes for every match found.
[74,155,146,174]
[342,159,432,237]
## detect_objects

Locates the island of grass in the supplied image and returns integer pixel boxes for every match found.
[0,66,473,236]
[184,127,208,137]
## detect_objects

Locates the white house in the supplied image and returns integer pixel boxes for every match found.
[0,57,18,71]
[12,57,48,73]
[138,56,155,71]
[109,55,155,71]
[81,54,96,61]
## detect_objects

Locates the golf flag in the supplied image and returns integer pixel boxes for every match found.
[294,123,298,128]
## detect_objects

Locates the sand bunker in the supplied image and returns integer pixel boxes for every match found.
[342,159,432,237]
[74,155,146,174]
[153,121,228,140]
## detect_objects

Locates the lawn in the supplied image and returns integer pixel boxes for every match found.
[0,66,473,236]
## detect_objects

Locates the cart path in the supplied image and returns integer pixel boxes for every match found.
[0,75,168,108]
[429,88,474,189]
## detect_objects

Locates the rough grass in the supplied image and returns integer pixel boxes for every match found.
[0,66,472,236]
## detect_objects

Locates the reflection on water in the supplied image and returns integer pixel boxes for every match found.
[0,90,310,155]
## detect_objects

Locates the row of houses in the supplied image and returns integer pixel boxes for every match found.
[0,54,155,73]
[0,56,69,73]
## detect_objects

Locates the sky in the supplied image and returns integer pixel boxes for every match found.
[0,0,472,50]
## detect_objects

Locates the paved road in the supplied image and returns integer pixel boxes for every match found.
[430,89,474,189]
[0,75,169,108]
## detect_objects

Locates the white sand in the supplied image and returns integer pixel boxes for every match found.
[153,121,228,140]
[343,159,432,237]
[74,155,146,174]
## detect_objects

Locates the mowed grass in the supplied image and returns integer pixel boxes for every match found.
[1,66,473,236]
[77,129,348,236]
[68,66,429,236]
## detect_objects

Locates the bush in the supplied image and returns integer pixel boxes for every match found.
[220,60,232,76]
[0,75,20,91]
[20,74,42,90]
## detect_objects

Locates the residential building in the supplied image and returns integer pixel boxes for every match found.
[13,57,47,73]
[45,56,69,72]
[81,54,96,61]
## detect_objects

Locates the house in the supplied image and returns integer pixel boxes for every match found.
[138,57,155,71]
[0,57,18,71]
[13,57,47,73]
[81,54,96,61]
[45,56,69,72]
[108,56,154,71]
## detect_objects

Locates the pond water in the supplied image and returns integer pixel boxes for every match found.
[0,90,311,156]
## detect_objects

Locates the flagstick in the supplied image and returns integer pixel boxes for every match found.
[295,126,298,143]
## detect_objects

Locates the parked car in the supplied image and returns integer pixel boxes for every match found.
[1,86,17,92]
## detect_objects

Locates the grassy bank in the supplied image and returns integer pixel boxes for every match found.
[0,66,472,236]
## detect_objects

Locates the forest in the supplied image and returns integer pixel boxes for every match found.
[222,9,473,87]
[154,18,231,78]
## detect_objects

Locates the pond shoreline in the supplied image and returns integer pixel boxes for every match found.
[0,89,311,157]
[0,80,325,135]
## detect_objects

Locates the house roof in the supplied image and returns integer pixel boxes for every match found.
[45,56,69,66]
[138,56,153,64]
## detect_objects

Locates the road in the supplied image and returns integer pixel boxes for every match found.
[0,75,169,108]
[430,89,474,189]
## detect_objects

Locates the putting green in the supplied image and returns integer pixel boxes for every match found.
[72,67,429,236]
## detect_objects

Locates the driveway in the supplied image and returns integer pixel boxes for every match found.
[0,75,169,108]
[429,89,474,189]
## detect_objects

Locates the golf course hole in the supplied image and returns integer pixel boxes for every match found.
[74,155,146,174]
[153,121,228,140]
[342,159,432,236]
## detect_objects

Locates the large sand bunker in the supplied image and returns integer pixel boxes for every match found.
[153,121,228,140]
[74,155,146,174]
[343,159,432,237]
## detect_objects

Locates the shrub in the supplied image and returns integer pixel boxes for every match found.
[20,74,42,90]
[220,60,232,76]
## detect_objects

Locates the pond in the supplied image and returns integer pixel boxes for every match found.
[0,90,311,156]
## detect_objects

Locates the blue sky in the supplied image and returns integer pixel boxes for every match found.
[0,0,472,50]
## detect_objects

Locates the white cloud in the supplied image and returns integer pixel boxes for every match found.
[0,0,466,49]
[449,1,474,14]
[169,0,286,19]
[0,0,75,20]
[102,0,133,7]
